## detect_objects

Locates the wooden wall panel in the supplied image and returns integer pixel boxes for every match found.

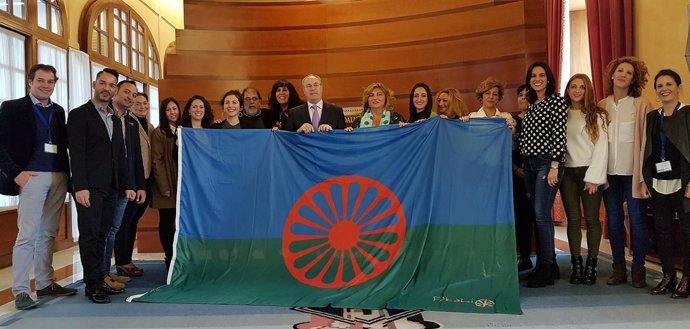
[176,2,526,53]
[158,0,545,112]
[184,0,495,30]
[167,29,531,79]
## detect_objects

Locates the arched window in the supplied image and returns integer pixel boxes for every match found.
[82,1,160,86]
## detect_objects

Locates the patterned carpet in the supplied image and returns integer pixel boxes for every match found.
[0,255,689,328]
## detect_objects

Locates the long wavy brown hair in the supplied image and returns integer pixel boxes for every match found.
[604,56,648,97]
[564,74,609,143]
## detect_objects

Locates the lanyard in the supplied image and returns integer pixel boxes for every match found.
[659,102,681,160]
[33,103,54,143]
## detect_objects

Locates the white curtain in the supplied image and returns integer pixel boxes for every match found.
[149,85,159,127]
[68,49,91,240]
[37,40,68,119]
[0,27,25,208]
[90,61,106,81]
[68,48,91,111]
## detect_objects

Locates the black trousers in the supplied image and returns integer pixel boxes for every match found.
[158,208,176,268]
[651,188,690,276]
[76,188,117,291]
[514,172,535,260]
[114,179,151,266]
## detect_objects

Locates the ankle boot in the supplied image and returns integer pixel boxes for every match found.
[631,266,648,288]
[518,257,533,272]
[526,264,554,288]
[671,276,689,299]
[569,256,584,284]
[650,273,677,295]
[583,256,598,285]
[552,257,561,280]
[607,263,627,285]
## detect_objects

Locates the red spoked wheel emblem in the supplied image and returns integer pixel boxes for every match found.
[283,175,406,289]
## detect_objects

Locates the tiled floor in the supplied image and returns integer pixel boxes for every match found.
[0,226,659,316]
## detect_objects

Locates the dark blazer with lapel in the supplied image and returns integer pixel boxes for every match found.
[120,112,145,191]
[642,105,690,211]
[284,102,346,131]
[67,100,131,193]
[0,95,69,196]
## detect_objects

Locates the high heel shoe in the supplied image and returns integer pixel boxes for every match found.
[569,256,583,284]
[650,273,677,295]
[671,276,689,299]
[582,257,597,285]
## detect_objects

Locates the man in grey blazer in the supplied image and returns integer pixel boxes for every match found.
[284,74,345,133]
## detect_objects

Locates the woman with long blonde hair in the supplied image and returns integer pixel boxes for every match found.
[433,88,467,119]
[560,74,609,285]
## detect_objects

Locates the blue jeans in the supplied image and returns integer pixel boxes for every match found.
[103,197,128,275]
[522,155,564,266]
[603,175,647,267]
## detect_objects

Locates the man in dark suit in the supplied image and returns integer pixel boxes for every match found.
[102,80,146,287]
[284,74,346,133]
[0,64,77,310]
[67,68,134,304]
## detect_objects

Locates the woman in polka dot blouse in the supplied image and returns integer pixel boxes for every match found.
[518,61,568,288]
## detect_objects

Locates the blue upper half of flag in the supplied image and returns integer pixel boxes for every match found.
[178,117,514,239]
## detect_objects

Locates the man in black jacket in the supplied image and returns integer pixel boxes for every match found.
[103,80,145,286]
[67,68,134,304]
[0,64,77,310]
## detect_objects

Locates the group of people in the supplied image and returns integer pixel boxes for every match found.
[1,55,690,310]
[0,66,156,307]
[507,57,690,300]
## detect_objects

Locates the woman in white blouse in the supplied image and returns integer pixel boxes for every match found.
[560,74,608,285]
[599,57,653,288]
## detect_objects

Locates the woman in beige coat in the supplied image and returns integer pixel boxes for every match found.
[150,98,181,269]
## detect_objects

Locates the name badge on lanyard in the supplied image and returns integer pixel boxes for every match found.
[33,103,57,154]
[656,102,681,173]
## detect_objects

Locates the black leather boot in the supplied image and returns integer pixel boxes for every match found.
[552,256,560,280]
[569,256,583,284]
[526,264,555,288]
[583,256,597,285]
[650,273,677,295]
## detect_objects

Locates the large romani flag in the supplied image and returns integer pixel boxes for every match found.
[134,117,521,314]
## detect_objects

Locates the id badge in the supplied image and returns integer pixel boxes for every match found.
[44,143,58,154]
[656,160,672,173]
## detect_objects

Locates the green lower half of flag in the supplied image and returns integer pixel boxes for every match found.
[136,224,521,314]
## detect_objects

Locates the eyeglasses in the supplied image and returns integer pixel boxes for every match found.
[244,97,260,102]
[304,83,321,89]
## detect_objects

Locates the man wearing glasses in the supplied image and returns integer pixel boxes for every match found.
[240,87,278,129]
[284,74,346,133]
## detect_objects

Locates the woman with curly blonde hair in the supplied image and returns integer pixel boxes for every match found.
[599,56,654,288]
[348,82,405,129]
[560,73,609,285]
[432,88,467,119]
